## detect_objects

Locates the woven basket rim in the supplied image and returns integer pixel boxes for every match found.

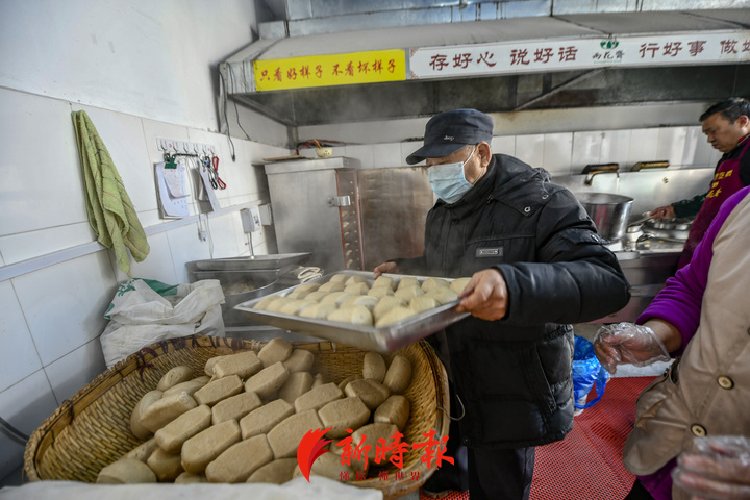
[24,335,450,496]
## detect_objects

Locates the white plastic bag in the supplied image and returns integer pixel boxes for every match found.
[100,279,225,367]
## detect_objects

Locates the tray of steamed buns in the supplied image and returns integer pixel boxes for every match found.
[234,271,471,353]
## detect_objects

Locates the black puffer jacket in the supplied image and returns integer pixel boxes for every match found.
[398,154,630,449]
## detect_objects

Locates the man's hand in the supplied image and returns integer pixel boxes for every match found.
[455,269,508,321]
[651,205,676,220]
[373,261,398,277]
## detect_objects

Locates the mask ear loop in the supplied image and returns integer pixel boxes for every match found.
[464,145,477,166]
[463,145,479,184]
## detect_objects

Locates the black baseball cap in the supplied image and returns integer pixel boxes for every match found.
[406,108,494,165]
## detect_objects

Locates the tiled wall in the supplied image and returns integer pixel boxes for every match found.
[0,87,287,477]
[310,126,722,174]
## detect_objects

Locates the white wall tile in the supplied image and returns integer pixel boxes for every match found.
[680,127,706,166]
[400,142,421,165]
[207,213,241,258]
[657,127,688,166]
[345,145,374,168]
[76,104,156,212]
[244,142,276,199]
[141,118,190,165]
[370,144,402,167]
[0,370,58,478]
[229,210,255,257]
[491,136,516,156]
[44,339,106,403]
[119,232,178,284]
[542,132,573,176]
[0,433,24,481]
[600,130,632,165]
[226,194,255,207]
[331,146,347,159]
[515,134,545,167]
[0,281,43,392]
[571,131,603,169]
[627,128,659,163]
[137,209,165,229]
[165,222,211,283]
[0,370,58,433]
[252,236,270,255]
[251,143,290,163]
[0,89,85,236]
[0,223,95,265]
[688,127,719,169]
[258,226,278,255]
[13,251,115,366]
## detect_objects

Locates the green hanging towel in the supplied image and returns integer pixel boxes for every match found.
[72,110,150,275]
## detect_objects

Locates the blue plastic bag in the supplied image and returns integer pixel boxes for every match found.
[572,335,609,413]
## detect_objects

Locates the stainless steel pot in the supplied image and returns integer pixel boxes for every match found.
[576,193,634,243]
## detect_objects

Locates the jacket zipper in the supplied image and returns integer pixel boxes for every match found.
[442,214,452,273]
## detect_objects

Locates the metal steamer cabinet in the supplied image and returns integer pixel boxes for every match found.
[264,157,434,274]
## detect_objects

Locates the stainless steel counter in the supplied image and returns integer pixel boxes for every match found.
[591,248,681,324]
[616,249,681,286]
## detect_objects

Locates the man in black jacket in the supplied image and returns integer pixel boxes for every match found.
[374,108,630,499]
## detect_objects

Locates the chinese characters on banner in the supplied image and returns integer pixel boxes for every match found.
[253,49,406,91]
[249,30,749,92]
[408,30,750,79]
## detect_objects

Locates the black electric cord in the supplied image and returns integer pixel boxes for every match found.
[219,70,236,161]
[227,69,252,142]
[0,416,28,446]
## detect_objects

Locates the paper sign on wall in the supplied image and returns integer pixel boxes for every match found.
[155,161,190,219]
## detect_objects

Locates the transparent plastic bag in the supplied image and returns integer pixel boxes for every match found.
[673,435,750,499]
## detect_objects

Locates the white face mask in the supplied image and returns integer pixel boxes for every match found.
[428,146,477,204]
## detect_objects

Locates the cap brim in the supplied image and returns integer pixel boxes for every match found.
[405,142,466,165]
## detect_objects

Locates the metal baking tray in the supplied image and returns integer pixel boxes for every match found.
[187,253,311,272]
[234,270,469,353]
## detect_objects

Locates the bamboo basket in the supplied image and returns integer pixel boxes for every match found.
[24,335,450,498]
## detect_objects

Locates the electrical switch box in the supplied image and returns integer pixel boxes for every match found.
[240,207,262,233]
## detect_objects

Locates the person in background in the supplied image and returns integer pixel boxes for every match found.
[374,108,630,500]
[594,184,750,500]
[650,98,750,268]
